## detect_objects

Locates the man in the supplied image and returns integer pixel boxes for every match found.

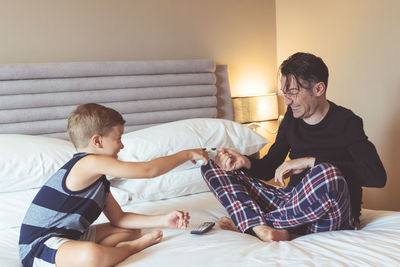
[201,52,386,241]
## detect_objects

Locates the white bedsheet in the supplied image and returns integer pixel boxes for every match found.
[1,191,399,266]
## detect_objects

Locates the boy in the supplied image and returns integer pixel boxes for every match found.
[19,103,208,267]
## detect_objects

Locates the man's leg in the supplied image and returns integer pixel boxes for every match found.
[201,160,290,241]
[265,163,354,234]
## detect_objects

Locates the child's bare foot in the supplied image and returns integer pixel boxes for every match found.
[139,230,163,245]
[219,217,240,232]
[116,230,163,250]
[252,225,289,242]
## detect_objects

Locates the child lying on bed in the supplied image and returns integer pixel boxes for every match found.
[18,103,208,267]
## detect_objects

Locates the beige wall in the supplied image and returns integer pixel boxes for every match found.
[276,0,400,211]
[3,0,397,211]
[0,0,277,97]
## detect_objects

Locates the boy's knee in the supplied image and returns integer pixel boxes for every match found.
[77,243,104,267]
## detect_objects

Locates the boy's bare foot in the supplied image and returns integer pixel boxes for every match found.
[139,230,163,245]
[252,225,289,242]
[219,216,240,232]
[116,230,163,250]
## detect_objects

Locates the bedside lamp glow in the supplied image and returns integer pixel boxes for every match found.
[232,94,279,124]
[235,69,270,97]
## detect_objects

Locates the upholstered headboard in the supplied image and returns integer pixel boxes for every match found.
[0,59,233,139]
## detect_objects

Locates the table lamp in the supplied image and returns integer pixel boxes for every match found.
[232,94,279,133]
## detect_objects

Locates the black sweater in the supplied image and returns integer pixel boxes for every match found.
[246,101,386,220]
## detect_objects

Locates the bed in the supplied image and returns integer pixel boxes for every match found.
[0,59,399,266]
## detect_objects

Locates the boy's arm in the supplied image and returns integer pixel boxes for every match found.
[86,148,207,179]
[103,193,189,229]
[68,149,206,194]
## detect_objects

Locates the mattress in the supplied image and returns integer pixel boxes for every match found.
[1,191,399,267]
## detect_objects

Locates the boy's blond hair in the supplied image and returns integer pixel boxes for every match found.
[68,103,126,149]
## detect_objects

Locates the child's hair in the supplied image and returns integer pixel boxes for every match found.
[68,103,126,149]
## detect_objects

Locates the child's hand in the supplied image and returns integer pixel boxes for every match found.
[164,210,190,229]
[187,148,209,165]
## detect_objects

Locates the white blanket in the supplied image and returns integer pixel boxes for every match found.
[2,191,399,266]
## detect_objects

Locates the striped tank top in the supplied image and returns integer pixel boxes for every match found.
[19,153,110,266]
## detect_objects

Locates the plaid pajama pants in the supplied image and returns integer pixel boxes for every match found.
[201,161,354,235]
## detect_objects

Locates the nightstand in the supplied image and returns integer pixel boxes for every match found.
[232,94,280,159]
[245,119,280,159]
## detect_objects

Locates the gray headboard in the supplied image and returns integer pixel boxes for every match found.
[0,59,233,139]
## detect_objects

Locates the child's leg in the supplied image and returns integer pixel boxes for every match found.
[94,222,142,246]
[55,230,162,267]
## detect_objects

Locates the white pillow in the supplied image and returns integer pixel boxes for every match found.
[113,118,268,200]
[0,188,39,230]
[118,118,268,168]
[0,134,76,192]
[110,168,209,202]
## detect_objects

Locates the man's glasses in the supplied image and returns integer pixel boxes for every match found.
[281,88,300,99]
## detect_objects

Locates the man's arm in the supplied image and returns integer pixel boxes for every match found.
[246,115,291,181]
[273,157,315,186]
[316,116,386,187]
[215,114,291,180]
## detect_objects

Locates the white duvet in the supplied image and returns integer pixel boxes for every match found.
[2,191,399,267]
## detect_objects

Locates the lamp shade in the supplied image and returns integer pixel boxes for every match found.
[232,94,279,123]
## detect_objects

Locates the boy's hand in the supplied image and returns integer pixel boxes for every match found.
[164,211,190,229]
[188,149,209,165]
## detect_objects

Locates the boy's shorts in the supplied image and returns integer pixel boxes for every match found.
[32,225,97,267]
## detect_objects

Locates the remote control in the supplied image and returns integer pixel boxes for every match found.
[195,148,218,166]
[190,221,215,234]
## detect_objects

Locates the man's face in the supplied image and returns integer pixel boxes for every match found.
[280,74,316,120]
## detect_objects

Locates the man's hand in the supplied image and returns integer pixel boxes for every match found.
[214,148,251,171]
[274,157,315,186]
[164,210,190,229]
